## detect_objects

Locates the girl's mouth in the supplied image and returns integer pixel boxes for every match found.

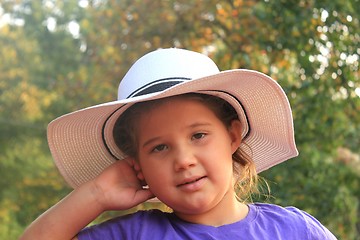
[177,176,207,191]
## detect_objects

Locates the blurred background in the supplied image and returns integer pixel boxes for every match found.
[0,0,359,239]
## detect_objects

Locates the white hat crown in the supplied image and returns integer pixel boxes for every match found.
[118,48,220,100]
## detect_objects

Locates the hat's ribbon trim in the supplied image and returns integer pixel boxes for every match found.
[200,90,251,140]
[127,77,191,98]
[102,104,126,161]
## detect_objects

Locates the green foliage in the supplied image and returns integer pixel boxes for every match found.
[0,0,359,239]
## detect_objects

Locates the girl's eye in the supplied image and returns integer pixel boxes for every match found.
[192,133,206,140]
[152,144,168,153]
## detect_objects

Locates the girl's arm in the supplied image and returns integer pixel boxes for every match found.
[20,159,154,240]
[20,181,104,240]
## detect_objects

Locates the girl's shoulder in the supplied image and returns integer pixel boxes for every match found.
[249,203,337,239]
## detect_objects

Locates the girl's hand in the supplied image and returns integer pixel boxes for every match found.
[91,158,155,211]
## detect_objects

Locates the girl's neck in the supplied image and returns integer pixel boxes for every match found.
[174,193,249,227]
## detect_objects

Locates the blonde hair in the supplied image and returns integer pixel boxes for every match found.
[113,93,260,202]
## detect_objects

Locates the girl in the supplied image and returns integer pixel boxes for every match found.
[21,48,336,239]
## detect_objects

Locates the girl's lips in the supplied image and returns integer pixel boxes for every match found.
[177,176,207,192]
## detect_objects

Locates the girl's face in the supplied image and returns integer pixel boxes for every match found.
[136,96,242,221]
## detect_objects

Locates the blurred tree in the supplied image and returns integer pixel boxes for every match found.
[0,0,85,238]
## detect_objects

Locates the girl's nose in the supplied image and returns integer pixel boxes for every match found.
[173,146,197,171]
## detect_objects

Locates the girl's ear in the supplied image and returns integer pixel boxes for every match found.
[229,120,242,154]
[133,160,148,186]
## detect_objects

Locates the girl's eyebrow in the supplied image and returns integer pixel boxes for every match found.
[142,136,162,149]
[188,122,212,129]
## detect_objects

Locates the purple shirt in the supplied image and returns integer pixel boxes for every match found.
[78,203,337,239]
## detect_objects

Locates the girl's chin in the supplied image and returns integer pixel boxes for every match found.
[170,199,215,215]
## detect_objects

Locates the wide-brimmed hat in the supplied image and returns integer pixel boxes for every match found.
[48,48,298,188]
